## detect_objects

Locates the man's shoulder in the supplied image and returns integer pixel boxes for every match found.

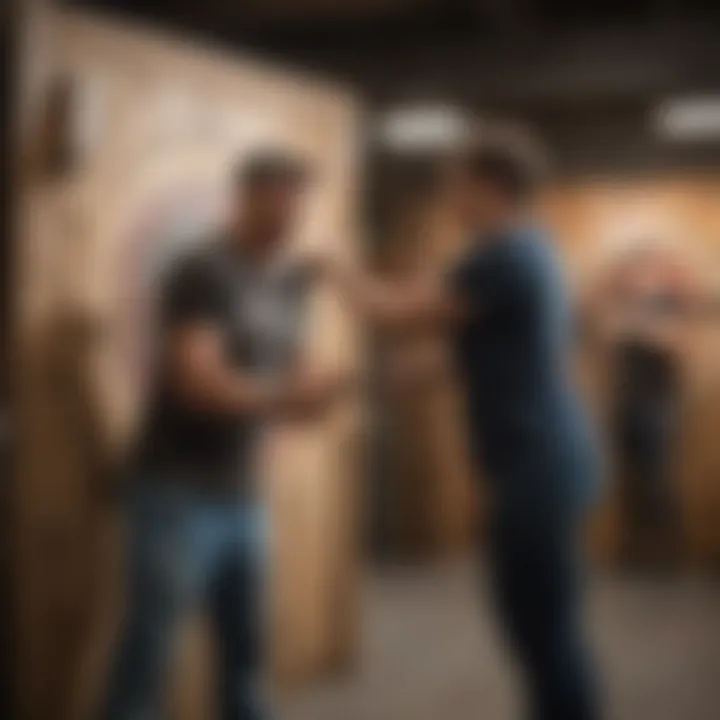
[157,239,238,315]
[500,227,556,276]
[165,238,232,285]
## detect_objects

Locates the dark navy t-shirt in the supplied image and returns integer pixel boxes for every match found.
[448,227,599,515]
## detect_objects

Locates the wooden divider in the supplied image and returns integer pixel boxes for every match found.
[14,5,363,719]
[544,178,720,567]
[372,176,477,559]
[370,166,720,569]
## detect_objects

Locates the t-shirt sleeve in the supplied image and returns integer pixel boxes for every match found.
[160,254,228,329]
[447,244,535,319]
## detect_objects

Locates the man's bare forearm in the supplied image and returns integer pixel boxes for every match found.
[179,367,290,417]
[328,261,457,335]
[170,325,343,420]
[379,343,452,397]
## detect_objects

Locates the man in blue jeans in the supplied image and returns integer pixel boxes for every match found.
[322,129,602,719]
[99,153,348,720]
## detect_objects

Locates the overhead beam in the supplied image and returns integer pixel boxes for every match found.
[284,22,720,107]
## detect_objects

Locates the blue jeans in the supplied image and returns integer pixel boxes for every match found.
[98,481,269,720]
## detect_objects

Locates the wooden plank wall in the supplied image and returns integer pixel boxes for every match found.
[374,170,720,570]
[373,175,477,559]
[13,5,363,719]
[544,178,720,568]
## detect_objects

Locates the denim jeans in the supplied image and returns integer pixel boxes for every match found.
[98,481,269,720]
[488,505,599,720]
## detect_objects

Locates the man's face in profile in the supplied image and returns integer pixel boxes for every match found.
[240,178,305,252]
[451,169,508,233]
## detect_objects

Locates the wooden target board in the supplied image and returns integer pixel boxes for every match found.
[14,6,363,719]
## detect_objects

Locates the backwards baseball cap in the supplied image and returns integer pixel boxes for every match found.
[233,149,314,189]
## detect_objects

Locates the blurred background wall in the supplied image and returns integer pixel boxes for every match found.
[364,163,720,568]
[7,1,720,719]
[3,3,19,717]
[544,178,720,566]
[149,0,720,568]
[12,3,362,718]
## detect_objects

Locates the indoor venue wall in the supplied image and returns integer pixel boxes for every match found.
[13,4,362,719]
[367,153,720,571]
[2,4,17,716]
[544,177,720,567]
[365,156,477,561]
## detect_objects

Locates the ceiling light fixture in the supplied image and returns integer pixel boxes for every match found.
[656,97,720,141]
[376,105,473,152]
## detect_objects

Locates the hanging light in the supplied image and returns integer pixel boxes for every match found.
[655,97,720,141]
[376,104,473,152]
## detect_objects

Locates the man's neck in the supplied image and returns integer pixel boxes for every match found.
[228,228,277,268]
[475,212,523,242]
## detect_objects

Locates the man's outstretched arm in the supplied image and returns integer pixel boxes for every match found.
[378,341,454,397]
[325,259,469,336]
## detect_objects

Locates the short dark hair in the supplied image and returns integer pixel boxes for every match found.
[465,126,548,202]
[233,150,313,190]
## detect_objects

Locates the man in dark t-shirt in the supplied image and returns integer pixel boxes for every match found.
[99,154,347,720]
[324,130,601,719]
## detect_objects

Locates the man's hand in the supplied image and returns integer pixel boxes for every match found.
[169,324,352,420]
[379,343,450,398]
[292,248,338,284]
[282,367,353,420]
[295,249,468,336]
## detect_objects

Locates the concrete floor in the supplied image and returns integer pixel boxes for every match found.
[282,562,720,720]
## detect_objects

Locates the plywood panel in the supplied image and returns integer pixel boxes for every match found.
[376,174,720,568]
[543,178,720,567]
[377,187,476,558]
[14,5,363,719]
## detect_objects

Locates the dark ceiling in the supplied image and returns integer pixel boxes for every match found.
[62,0,720,174]
[64,1,720,101]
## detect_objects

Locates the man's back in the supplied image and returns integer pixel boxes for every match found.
[450,228,598,512]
